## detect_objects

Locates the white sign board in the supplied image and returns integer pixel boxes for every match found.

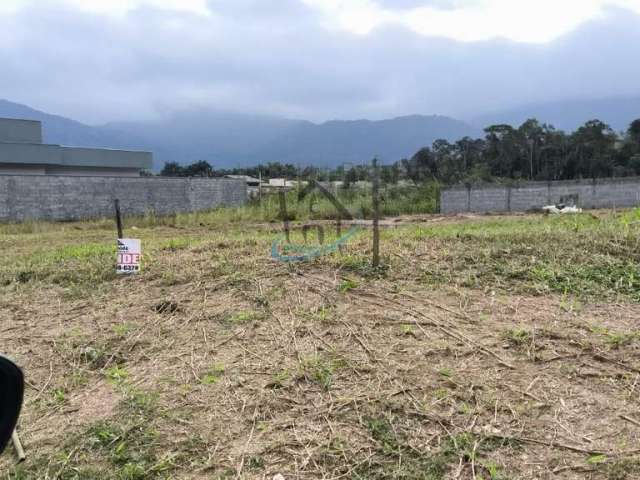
[117,239,141,274]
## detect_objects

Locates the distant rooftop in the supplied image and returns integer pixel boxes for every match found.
[0,117,152,172]
[225,174,261,183]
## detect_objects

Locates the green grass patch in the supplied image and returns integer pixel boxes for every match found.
[396,213,640,301]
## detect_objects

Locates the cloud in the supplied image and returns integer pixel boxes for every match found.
[371,0,472,10]
[0,1,639,125]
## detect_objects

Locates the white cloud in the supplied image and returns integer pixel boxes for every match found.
[2,0,211,16]
[303,0,640,42]
[1,0,640,124]
[5,0,640,42]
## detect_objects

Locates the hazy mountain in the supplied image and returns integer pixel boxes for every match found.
[0,100,477,168]
[259,115,479,166]
[473,95,640,133]
[0,99,141,149]
[104,110,309,169]
[108,112,478,167]
[3,96,639,170]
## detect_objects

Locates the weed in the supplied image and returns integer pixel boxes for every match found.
[605,332,639,349]
[340,255,388,277]
[503,328,531,346]
[401,324,415,336]
[305,305,335,323]
[52,388,66,405]
[338,278,359,293]
[160,271,180,286]
[600,458,640,480]
[300,355,339,391]
[113,323,136,337]
[248,456,265,470]
[105,365,129,383]
[587,454,608,464]
[201,364,225,385]
[268,368,290,389]
[160,238,190,251]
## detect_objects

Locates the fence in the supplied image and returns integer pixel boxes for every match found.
[0,175,247,222]
[440,177,640,214]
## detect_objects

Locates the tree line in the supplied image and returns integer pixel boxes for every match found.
[160,118,640,185]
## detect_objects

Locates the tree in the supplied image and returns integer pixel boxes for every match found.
[628,119,640,149]
[569,120,616,178]
[483,124,522,178]
[160,162,184,177]
[184,160,215,177]
[160,160,215,177]
[344,167,358,188]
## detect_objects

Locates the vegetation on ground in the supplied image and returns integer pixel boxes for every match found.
[1,208,640,479]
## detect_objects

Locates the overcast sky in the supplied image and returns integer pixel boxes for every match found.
[1,0,639,124]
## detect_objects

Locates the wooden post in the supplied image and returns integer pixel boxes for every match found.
[372,158,380,268]
[278,188,290,243]
[114,199,124,239]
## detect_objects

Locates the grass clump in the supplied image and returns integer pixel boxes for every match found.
[9,389,168,480]
[226,310,263,325]
[299,354,344,391]
[503,328,531,347]
[395,213,640,301]
[338,278,359,293]
[200,364,226,385]
[356,414,517,480]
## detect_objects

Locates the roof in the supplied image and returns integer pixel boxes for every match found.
[225,175,261,183]
[0,142,153,170]
[0,117,152,170]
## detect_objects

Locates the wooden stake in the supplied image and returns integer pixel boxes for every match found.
[372,158,380,268]
[114,199,124,239]
[278,188,290,243]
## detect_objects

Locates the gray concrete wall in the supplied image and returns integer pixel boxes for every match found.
[0,175,247,222]
[441,177,640,214]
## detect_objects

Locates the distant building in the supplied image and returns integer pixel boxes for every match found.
[224,174,261,187]
[268,178,287,187]
[0,118,152,176]
[268,178,307,189]
[224,174,262,198]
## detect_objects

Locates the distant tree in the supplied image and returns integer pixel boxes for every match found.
[380,164,400,184]
[483,124,522,178]
[184,160,215,177]
[160,162,185,177]
[569,119,616,178]
[344,167,358,188]
[628,119,640,149]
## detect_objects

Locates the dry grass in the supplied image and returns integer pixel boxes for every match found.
[1,210,640,479]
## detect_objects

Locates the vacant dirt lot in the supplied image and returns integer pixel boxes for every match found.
[1,211,639,479]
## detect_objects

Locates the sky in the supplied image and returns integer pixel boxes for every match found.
[1,0,640,124]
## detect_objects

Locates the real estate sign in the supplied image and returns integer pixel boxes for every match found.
[117,239,141,274]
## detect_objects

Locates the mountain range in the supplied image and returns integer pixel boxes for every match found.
[1,97,639,170]
[473,95,640,133]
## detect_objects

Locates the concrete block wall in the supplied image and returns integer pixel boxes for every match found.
[469,186,509,213]
[441,177,640,214]
[0,175,247,222]
[440,187,471,214]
